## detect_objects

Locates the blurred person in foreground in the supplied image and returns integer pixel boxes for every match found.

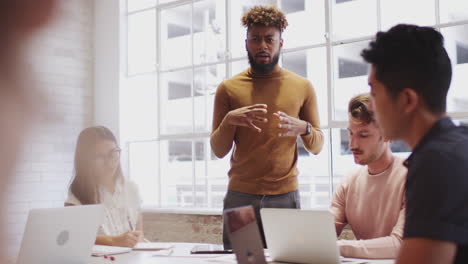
[0,0,58,261]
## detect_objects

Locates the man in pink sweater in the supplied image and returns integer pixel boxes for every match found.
[330,93,407,259]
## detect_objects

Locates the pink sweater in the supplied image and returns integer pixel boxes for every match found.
[330,156,407,259]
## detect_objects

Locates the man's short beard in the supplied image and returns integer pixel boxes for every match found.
[247,50,280,74]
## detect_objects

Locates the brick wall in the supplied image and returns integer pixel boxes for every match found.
[5,1,94,262]
[142,212,355,244]
[143,212,355,244]
[143,212,223,244]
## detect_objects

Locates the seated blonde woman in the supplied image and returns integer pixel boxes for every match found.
[65,126,147,248]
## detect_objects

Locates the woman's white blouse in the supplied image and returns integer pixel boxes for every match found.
[65,179,142,236]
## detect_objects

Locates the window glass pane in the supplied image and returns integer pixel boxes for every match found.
[160,140,194,207]
[120,74,158,141]
[280,0,326,48]
[129,141,158,206]
[128,10,156,75]
[332,41,370,121]
[332,0,377,41]
[230,60,249,77]
[160,4,192,70]
[442,24,468,113]
[158,0,178,5]
[229,0,277,59]
[381,0,435,31]
[193,0,226,65]
[159,69,193,134]
[282,48,328,126]
[206,148,230,208]
[194,139,208,207]
[440,0,468,24]
[297,129,331,209]
[194,64,226,132]
[127,0,156,12]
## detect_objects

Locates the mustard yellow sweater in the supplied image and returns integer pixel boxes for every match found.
[210,66,323,195]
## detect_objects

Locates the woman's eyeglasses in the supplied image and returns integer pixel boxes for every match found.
[95,148,121,164]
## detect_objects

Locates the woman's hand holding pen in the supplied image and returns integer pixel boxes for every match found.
[111,231,143,248]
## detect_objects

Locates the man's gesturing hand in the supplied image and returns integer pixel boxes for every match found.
[274,111,308,137]
[225,104,268,133]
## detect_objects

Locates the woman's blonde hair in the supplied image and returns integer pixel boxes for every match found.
[69,126,123,205]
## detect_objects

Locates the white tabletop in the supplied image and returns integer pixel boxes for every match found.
[88,243,395,264]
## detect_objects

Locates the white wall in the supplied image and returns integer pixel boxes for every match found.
[94,0,123,139]
[6,1,95,262]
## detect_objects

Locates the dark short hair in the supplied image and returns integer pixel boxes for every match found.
[241,5,288,33]
[361,24,452,114]
[349,93,374,124]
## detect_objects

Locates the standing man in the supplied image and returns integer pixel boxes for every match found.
[331,93,406,259]
[210,5,323,249]
[362,24,468,264]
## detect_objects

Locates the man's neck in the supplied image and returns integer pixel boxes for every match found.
[367,147,394,175]
[251,64,281,75]
[404,111,446,149]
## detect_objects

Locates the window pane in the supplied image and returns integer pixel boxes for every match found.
[159,69,193,134]
[158,0,178,5]
[332,0,377,41]
[127,0,156,12]
[282,48,328,126]
[297,129,331,208]
[128,10,156,75]
[442,24,468,113]
[440,0,468,24]
[160,4,192,70]
[120,74,158,141]
[129,141,158,206]
[194,139,230,208]
[160,140,194,207]
[381,0,435,31]
[194,64,226,132]
[332,41,370,121]
[194,139,208,207]
[280,0,326,48]
[229,0,277,59]
[206,148,230,208]
[230,60,249,77]
[193,0,226,65]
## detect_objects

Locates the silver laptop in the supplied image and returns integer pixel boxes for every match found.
[261,208,340,264]
[224,206,267,264]
[17,204,105,264]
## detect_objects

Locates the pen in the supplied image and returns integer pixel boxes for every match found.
[128,215,135,231]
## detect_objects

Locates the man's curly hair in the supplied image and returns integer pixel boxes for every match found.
[241,5,288,33]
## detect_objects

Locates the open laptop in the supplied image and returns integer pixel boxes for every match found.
[17,204,105,264]
[224,206,267,264]
[261,208,340,264]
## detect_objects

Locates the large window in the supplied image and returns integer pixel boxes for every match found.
[122,0,468,209]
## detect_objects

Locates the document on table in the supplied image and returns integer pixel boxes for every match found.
[133,242,175,251]
[91,245,132,256]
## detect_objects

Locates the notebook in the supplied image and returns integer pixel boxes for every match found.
[133,242,174,251]
[92,245,132,256]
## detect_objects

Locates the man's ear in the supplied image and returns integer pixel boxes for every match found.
[400,88,419,114]
[279,38,283,48]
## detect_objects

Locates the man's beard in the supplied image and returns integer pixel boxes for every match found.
[247,50,280,74]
